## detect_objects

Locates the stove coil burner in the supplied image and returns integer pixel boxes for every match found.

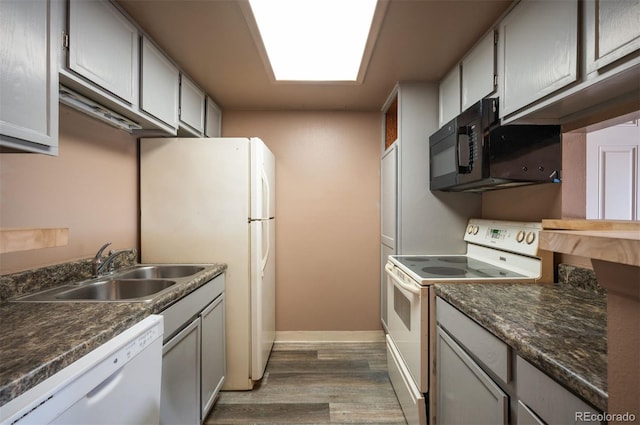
[422,266,467,276]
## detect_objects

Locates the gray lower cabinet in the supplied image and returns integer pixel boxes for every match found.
[161,318,201,425]
[436,326,508,425]
[200,294,226,419]
[436,296,602,425]
[160,274,225,425]
[516,356,599,425]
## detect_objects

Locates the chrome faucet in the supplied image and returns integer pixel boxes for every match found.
[93,242,137,277]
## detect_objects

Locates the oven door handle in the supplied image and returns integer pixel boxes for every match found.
[385,264,421,295]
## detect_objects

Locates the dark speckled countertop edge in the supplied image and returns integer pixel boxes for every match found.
[0,263,227,407]
[434,283,607,412]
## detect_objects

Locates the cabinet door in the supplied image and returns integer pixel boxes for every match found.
[200,294,226,420]
[381,144,397,249]
[461,31,496,111]
[161,318,200,425]
[517,401,545,425]
[205,97,222,137]
[141,37,179,129]
[436,326,508,425]
[500,0,578,117]
[68,0,138,104]
[179,74,205,135]
[589,0,640,71]
[439,66,461,127]
[0,0,58,154]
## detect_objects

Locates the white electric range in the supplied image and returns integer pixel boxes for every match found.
[384,218,552,425]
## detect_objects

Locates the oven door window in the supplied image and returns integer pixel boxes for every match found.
[385,267,428,391]
[394,286,412,331]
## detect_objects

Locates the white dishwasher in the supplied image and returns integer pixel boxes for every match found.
[1,315,164,425]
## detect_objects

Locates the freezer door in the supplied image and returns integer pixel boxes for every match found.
[250,137,276,220]
[250,217,276,380]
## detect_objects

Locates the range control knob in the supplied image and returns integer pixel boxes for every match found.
[467,225,474,234]
[472,225,479,235]
[516,230,526,243]
[525,232,536,244]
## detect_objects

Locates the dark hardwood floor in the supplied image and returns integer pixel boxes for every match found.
[204,341,407,424]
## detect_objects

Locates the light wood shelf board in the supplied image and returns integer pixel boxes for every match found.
[542,219,640,231]
[0,228,69,254]
[539,229,640,267]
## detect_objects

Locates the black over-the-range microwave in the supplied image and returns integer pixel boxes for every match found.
[429,98,562,192]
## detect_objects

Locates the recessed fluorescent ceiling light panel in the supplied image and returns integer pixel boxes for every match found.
[248,0,378,81]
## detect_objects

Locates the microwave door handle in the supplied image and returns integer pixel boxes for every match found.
[457,126,471,174]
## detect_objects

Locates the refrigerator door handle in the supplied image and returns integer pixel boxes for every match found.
[261,220,270,277]
[262,167,271,219]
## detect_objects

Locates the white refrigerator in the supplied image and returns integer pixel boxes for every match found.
[139,137,276,390]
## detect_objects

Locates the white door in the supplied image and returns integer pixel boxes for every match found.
[586,121,640,219]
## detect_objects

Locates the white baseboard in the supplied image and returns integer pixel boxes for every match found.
[275,330,385,343]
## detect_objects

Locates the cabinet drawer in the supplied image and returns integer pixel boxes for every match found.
[436,297,509,383]
[516,356,599,425]
[162,274,225,341]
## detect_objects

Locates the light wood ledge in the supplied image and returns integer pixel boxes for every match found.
[539,220,640,267]
[0,228,69,254]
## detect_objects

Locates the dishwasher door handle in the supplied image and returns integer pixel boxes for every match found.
[86,367,125,405]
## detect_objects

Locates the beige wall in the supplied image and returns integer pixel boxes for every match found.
[0,106,139,274]
[482,184,562,221]
[223,110,382,331]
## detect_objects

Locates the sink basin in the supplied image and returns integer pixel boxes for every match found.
[54,279,176,301]
[116,265,205,279]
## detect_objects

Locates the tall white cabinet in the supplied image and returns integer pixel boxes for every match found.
[380,83,481,327]
[0,0,58,155]
[383,83,481,255]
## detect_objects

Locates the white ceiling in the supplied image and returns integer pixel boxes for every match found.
[116,0,513,111]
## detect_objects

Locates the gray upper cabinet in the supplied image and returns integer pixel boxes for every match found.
[179,74,205,136]
[68,0,139,105]
[438,66,461,127]
[461,31,496,112]
[499,0,579,117]
[141,36,179,130]
[585,0,640,73]
[205,96,222,137]
[0,0,58,155]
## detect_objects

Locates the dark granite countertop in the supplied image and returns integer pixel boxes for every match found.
[0,263,226,407]
[434,281,607,412]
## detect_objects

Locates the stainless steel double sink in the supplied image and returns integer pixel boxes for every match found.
[12,265,206,302]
